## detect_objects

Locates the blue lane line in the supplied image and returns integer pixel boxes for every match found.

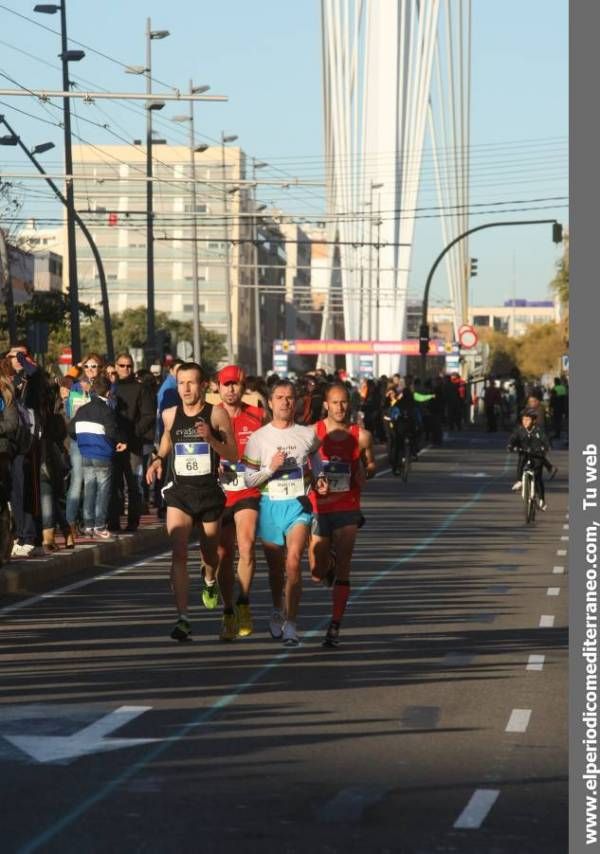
[19,479,491,854]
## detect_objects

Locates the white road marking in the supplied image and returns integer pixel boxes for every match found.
[556,549,567,556]
[560,536,569,541]
[547,587,561,597]
[553,566,565,574]
[540,615,555,627]
[506,709,531,733]
[563,524,569,530]
[526,655,545,671]
[453,789,500,829]
[374,467,392,479]
[3,706,158,764]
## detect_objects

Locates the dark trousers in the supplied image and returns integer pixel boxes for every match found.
[11,451,42,545]
[108,451,142,530]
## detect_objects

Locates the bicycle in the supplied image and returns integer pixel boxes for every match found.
[509,448,542,525]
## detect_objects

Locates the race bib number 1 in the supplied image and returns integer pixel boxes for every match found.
[174,442,211,477]
[267,467,304,500]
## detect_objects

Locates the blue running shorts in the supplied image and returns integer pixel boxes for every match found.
[257,496,312,545]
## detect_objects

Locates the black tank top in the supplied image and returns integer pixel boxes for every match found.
[168,402,221,488]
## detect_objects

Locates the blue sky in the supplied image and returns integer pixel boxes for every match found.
[0,0,567,308]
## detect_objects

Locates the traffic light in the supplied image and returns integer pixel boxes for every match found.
[155,329,172,359]
[552,222,563,244]
[469,257,478,277]
[419,322,430,356]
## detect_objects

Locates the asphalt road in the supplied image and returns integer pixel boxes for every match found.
[0,431,568,854]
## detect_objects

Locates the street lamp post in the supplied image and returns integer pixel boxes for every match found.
[173,83,209,364]
[419,218,563,377]
[144,19,169,365]
[34,0,85,362]
[0,116,114,359]
[221,131,238,364]
[252,159,268,375]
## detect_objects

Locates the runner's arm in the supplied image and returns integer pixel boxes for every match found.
[208,406,239,462]
[359,427,376,479]
[146,407,175,483]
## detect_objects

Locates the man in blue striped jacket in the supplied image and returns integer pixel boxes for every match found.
[69,375,127,540]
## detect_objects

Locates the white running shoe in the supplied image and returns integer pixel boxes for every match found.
[268,608,284,639]
[511,481,522,492]
[282,620,300,647]
[539,499,548,511]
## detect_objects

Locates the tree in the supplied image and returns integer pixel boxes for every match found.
[0,289,96,357]
[78,308,226,373]
[479,328,519,376]
[516,322,564,379]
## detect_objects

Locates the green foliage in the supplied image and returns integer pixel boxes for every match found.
[0,290,95,356]
[481,323,565,380]
[78,308,226,374]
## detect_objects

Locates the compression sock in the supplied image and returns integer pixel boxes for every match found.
[332,579,350,624]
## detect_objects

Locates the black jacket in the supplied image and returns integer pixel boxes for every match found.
[113,378,156,455]
[508,425,549,458]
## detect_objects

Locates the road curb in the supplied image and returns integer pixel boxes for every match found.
[0,524,171,595]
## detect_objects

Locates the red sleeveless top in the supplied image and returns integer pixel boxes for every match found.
[310,420,362,513]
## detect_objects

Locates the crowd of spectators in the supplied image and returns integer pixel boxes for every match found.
[0,343,568,566]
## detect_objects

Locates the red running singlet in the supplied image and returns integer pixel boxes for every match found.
[310,420,362,514]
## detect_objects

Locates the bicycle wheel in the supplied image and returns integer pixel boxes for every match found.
[401,438,410,483]
[522,475,532,523]
[528,486,537,523]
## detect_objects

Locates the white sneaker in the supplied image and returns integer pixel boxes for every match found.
[11,544,43,558]
[268,608,284,640]
[282,620,300,647]
[539,499,548,511]
[511,481,522,492]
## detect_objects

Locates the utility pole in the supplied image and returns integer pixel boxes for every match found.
[188,81,202,364]
[252,159,268,375]
[0,228,16,344]
[221,131,237,364]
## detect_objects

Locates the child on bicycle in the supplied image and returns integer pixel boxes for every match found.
[507,408,556,511]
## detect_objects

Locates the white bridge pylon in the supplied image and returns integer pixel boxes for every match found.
[320,0,471,376]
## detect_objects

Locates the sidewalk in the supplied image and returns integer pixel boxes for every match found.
[0,511,170,596]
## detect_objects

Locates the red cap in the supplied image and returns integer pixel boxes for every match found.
[218,365,245,385]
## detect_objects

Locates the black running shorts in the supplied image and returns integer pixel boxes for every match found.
[222,496,261,527]
[162,481,226,523]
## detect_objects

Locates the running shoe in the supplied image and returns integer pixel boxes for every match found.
[80,527,95,538]
[201,581,220,610]
[94,527,115,541]
[220,611,238,642]
[170,616,192,642]
[322,621,340,648]
[236,603,253,637]
[282,620,300,647]
[539,500,548,511]
[269,608,284,639]
[511,481,522,492]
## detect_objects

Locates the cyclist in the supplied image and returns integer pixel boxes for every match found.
[507,408,552,511]
[216,365,266,641]
[242,380,321,647]
[146,362,238,642]
[309,382,376,647]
